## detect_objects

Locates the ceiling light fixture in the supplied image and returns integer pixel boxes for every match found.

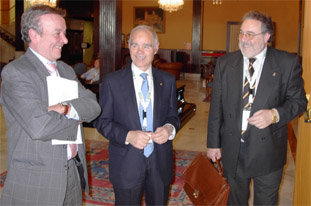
[158,0,184,13]
[26,0,57,7]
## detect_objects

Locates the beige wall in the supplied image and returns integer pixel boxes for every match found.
[203,0,300,52]
[122,0,193,50]
[122,0,300,53]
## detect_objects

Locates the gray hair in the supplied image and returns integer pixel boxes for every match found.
[21,4,66,44]
[242,10,274,42]
[129,25,159,49]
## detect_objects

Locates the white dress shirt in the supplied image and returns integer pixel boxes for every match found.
[130,63,176,142]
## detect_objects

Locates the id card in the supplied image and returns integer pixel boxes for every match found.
[242,110,251,131]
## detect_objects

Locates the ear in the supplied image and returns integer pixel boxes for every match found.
[264,33,271,44]
[154,42,160,54]
[28,29,39,43]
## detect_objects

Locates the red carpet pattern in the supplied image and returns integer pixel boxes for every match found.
[0,140,198,205]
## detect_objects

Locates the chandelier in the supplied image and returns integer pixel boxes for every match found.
[158,0,184,13]
[26,0,57,7]
[212,0,222,5]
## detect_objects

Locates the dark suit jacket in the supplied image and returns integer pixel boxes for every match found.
[95,65,180,189]
[207,47,307,178]
[0,49,101,205]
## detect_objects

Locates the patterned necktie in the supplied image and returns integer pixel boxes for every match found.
[241,58,256,137]
[140,73,154,157]
[242,58,256,109]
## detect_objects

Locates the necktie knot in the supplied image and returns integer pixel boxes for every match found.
[140,73,148,81]
[248,58,256,77]
[249,58,256,65]
[46,62,57,75]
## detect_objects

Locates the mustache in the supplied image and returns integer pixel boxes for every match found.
[240,42,252,47]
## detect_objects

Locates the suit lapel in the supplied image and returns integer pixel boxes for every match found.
[25,49,51,106]
[227,52,244,132]
[122,66,142,129]
[251,48,279,116]
[152,68,162,130]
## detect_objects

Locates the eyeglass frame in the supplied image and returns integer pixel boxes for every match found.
[239,30,267,40]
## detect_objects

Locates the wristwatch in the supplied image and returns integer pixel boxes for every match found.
[62,103,69,115]
[271,109,278,124]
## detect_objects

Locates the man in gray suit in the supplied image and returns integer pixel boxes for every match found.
[207,11,307,205]
[0,5,101,205]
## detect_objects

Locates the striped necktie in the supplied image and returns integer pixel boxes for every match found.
[242,58,256,109]
[241,58,256,137]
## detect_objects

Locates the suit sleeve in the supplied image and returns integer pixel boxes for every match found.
[94,75,131,144]
[164,76,180,132]
[274,56,307,126]
[0,63,101,142]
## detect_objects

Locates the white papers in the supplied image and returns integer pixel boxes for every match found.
[47,76,78,106]
[47,76,82,145]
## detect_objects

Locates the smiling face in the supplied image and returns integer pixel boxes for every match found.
[29,14,68,61]
[129,28,159,71]
[239,19,270,58]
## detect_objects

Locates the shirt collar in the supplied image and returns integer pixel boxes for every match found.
[29,47,57,66]
[243,47,267,63]
[131,63,153,78]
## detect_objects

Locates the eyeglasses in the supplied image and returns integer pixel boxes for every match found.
[130,43,153,51]
[239,31,266,40]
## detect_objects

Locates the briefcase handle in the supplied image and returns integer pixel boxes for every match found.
[212,159,224,176]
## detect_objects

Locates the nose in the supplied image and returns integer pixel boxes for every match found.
[61,33,68,44]
[136,45,144,53]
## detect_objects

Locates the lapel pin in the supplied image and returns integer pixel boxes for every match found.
[160,82,163,86]
[273,72,276,77]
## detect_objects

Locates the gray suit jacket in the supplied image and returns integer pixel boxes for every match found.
[207,47,307,178]
[0,49,101,205]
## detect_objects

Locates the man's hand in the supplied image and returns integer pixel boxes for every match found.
[48,103,64,114]
[126,130,152,149]
[248,109,273,129]
[207,148,221,162]
[151,125,171,144]
[48,103,71,115]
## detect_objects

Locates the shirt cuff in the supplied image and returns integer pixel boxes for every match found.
[164,123,176,140]
[66,104,80,120]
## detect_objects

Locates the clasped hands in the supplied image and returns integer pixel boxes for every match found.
[48,103,71,115]
[126,125,172,149]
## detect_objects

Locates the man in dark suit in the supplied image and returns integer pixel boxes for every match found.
[94,25,180,205]
[207,11,307,205]
[0,5,101,205]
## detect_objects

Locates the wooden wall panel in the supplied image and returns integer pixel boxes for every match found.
[293,0,311,205]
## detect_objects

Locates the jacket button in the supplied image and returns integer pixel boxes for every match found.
[64,165,69,171]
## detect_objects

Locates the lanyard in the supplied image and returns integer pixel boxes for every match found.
[133,72,152,130]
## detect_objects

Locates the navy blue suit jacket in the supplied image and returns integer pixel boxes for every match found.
[95,65,180,188]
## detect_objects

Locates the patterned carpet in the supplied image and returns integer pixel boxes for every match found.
[0,140,198,205]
